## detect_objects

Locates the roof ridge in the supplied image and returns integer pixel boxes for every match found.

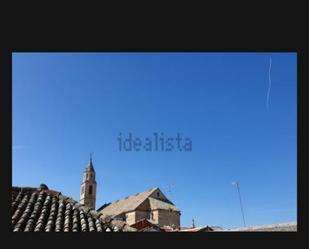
[98,187,161,216]
[108,187,158,204]
[12,186,62,196]
[12,185,135,232]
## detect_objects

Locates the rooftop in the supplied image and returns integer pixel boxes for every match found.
[225,222,297,232]
[97,187,180,218]
[11,184,135,232]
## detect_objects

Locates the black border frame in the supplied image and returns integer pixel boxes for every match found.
[0,17,306,247]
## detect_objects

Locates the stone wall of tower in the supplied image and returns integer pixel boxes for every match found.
[80,159,97,210]
[80,182,97,209]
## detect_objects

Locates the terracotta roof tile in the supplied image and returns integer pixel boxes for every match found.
[12,185,136,232]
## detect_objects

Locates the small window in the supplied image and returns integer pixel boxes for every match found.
[157,192,160,197]
[89,185,93,195]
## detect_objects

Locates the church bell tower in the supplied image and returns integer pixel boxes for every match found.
[80,154,97,209]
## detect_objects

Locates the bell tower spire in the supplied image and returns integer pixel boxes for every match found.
[80,154,97,209]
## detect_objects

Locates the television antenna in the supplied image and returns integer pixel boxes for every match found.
[164,183,175,199]
[232,181,246,227]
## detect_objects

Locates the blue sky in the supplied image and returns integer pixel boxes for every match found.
[12,52,297,229]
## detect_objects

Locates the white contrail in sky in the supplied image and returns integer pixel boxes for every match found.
[266,57,272,110]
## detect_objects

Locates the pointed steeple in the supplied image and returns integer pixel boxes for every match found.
[80,154,97,209]
[86,153,95,172]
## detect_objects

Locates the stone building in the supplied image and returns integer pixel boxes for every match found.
[11,156,181,232]
[79,155,181,229]
[97,187,181,229]
[80,155,97,209]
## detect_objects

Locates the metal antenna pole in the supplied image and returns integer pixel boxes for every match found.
[165,183,175,229]
[233,181,246,227]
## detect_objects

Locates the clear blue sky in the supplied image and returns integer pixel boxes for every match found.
[12,52,297,229]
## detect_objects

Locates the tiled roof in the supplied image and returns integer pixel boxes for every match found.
[226,222,297,231]
[11,185,136,232]
[148,197,180,212]
[98,187,158,217]
[98,187,180,218]
[179,226,214,232]
[131,218,165,232]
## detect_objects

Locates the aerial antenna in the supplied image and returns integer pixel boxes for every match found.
[232,181,246,227]
[164,183,174,199]
[168,184,172,193]
[163,183,175,229]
